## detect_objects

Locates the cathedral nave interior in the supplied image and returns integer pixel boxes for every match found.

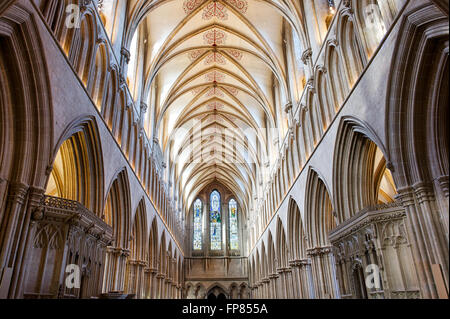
[0,0,448,300]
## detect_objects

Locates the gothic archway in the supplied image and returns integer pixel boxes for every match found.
[207,285,228,300]
[0,2,53,299]
[386,3,449,299]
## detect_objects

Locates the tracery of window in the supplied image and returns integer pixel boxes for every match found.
[229,199,239,250]
[210,190,222,250]
[193,199,203,250]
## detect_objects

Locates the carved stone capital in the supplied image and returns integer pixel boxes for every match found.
[7,182,29,205]
[306,77,315,91]
[150,267,158,275]
[121,47,131,64]
[284,101,293,113]
[307,246,333,257]
[301,48,312,64]
[298,259,311,267]
[156,273,166,279]
[96,37,106,45]
[437,175,449,197]
[412,182,435,204]
[140,102,148,113]
[327,38,338,47]
[121,248,131,257]
[127,259,139,266]
[276,267,288,274]
[316,64,327,74]
[144,267,152,273]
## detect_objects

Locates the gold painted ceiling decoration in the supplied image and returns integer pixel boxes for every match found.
[129,0,298,216]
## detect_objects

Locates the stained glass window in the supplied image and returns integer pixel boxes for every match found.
[210,190,222,250]
[193,199,203,250]
[229,199,239,250]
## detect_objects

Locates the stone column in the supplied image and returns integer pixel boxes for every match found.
[397,184,449,299]
[125,259,138,294]
[176,283,182,299]
[263,278,270,298]
[259,282,263,299]
[149,268,158,298]
[298,259,312,298]
[136,260,147,298]
[307,246,339,299]
[269,274,278,298]
[103,247,130,294]
[165,278,172,298]
[143,267,152,298]
[0,182,30,298]
[171,282,177,299]
[276,268,287,298]
[156,273,165,298]
[257,281,263,298]
[5,185,46,299]
[335,255,350,298]
[120,47,130,80]
[285,267,294,299]
[289,261,300,298]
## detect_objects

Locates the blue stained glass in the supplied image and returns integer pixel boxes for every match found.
[210,190,222,250]
[193,199,202,250]
[229,199,239,250]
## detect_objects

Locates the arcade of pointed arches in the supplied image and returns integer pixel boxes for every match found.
[0,0,447,299]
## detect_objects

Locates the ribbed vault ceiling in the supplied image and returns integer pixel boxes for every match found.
[125,0,304,216]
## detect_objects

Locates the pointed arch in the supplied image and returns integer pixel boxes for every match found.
[324,41,348,111]
[333,116,396,224]
[0,2,54,299]
[148,217,159,269]
[385,3,449,298]
[386,3,449,189]
[287,197,307,260]
[275,217,289,268]
[130,199,148,261]
[88,41,110,110]
[104,168,132,249]
[266,231,276,276]
[159,231,167,274]
[46,116,105,216]
[69,9,97,85]
[305,168,335,248]
[336,9,366,86]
